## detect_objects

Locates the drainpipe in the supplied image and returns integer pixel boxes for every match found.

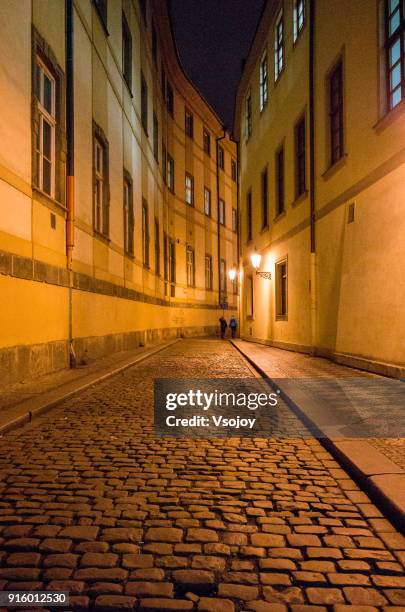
[216,129,226,307]
[65,0,76,366]
[309,0,317,354]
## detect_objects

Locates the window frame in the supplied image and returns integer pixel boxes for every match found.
[295,114,306,198]
[232,207,237,233]
[275,258,288,320]
[185,108,194,138]
[186,246,195,287]
[153,112,159,162]
[167,153,174,192]
[274,8,284,82]
[93,122,110,238]
[218,145,225,170]
[142,198,150,268]
[385,0,405,110]
[246,273,254,318]
[231,159,237,181]
[34,56,57,199]
[205,254,213,290]
[185,172,194,206]
[259,50,268,111]
[123,170,134,256]
[219,198,225,226]
[203,128,211,155]
[154,218,160,275]
[141,71,148,135]
[275,145,285,217]
[220,258,227,296]
[261,166,269,229]
[246,189,253,242]
[293,0,306,43]
[328,59,344,167]
[204,187,211,216]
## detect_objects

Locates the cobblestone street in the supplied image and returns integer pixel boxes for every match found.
[0,338,404,611]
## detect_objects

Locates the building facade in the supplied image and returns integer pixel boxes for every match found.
[0,0,238,383]
[235,0,405,378]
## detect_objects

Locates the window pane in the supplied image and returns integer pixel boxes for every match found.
[42,119,52,159]
[390,39,401,66]
[43,74,53,115]
[391,87,402,107]
[390,63,401,89]
[389,9,400,35]
[43,158,51,194]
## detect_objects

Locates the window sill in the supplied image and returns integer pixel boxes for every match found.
[373,99,405,134]
[143,263,150,270]
[276,314,288,321]
[124,251,135,260]
[32,187,67,215]
[94,230,111,244]
[274,210,286,222]
[322,154,347,180]
[292,190,308,207]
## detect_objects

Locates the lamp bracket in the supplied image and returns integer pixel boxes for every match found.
[255,271,272,280]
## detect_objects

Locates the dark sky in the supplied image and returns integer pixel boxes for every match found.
[170,0,265,129]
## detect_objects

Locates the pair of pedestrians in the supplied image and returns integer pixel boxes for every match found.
[219,315,237,338]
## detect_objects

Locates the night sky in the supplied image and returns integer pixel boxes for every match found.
[170,0,265,129]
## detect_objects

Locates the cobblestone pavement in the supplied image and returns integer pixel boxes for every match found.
[0,338,404,611]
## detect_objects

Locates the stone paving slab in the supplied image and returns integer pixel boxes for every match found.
[231,340,405,532]
[0,338,404,610]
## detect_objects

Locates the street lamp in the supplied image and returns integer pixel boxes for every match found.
[250,251,272,280]
[228,268,237,281]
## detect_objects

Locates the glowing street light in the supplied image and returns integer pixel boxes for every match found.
[228,268,237,281]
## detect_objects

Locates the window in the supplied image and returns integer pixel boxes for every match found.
[205,255,212,290]
[218,145,224,170]
[167,154,174,191]
[166,82,174,116]
[246,274,254,318]
[94,0,108,30]
[139,0,147,26]
[185,173,194,205]
[186,247,195,287]
[232,207,237,232]
[123,173,134,256]
[93,125,109,237]
[219,198,225,225]
[385,0,405,109]
[245,91,252,139]
[275,259,288,319]
[141,72,148,134]
[247,190,253,242]
[204,187,211,216]
[162,143,167,183]
[203,128,211,155]
[276,146,284,216]
[274,9,284,81]
[152,21,157,64]
[122,12,132,91]
[153,112,159,162]
[169,237,176,296]
[232,263,238,295]
[293,0,305,42]
[185,109,194,138]
[34,57,56,197]
[142,199,149,267]
[231,159,237,181]
[295,116,306,197]
[220,258,227,295]
[154,219,160,275]
[259,51,268,110]
[329,60,344,165]
[261,167,268,229]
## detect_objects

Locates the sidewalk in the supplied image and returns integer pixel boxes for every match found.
[232,338,405,530]
[0,339,178,434]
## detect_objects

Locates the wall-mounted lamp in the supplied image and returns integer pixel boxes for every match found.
[250,251,272,280]
[228,268,237,282]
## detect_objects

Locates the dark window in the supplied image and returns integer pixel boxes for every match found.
[123,172,134,256]
[276,146,284,216]
[93,124,110,237]
[205,254,212,290]
[162,143,167,183]
[232,262,238,295]
[163,231,168,287]
[276,260,288,318]
[232,207,237,232]
[153,112,159,162]
[247,190,253,242]
[185,173,194,205]
[154,219,160,274]
[246,274,254,317]
[295,116,306,197]
[142,198,149,267]
[186,247,195,287]
[167,154,174,191]
[219,198,225,225]
[245,91,252,139]
[385,0,405,110]
[274,9,284,80]
[231,159,237,181]
[218,145,224,170]
[169,238,176,296]
[122,12,132,91]
[203,128,211,155]
[185,109,194,138]
[329,60,344,165]
[204,187,211,216]
[220,258,227,295]
[139,0,147,26]
[94,0,108,31]
[261,167,268,229]
[152,21,157,64]
[141,72,148,134]
[166,83,174,116]
[293,0,306,42]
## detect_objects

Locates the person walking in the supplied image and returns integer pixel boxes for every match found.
[229,315,237,338]
[219,316,228,339]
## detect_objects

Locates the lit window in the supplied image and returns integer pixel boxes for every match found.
[259,51,268,110]
[385,0,405,109]
[204,187,211,216]
[123,174,134,255]
[329,60,344,165]
[275,259,288,319]
[205,255,212,290]
[218,145,224,169]
[185,173,194,205]
[219,198,225,225]
[245,91,252,139]
[293,0,305,42]
[34,58,56,197]
[186,247,195,287]
[274,9,284,81]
